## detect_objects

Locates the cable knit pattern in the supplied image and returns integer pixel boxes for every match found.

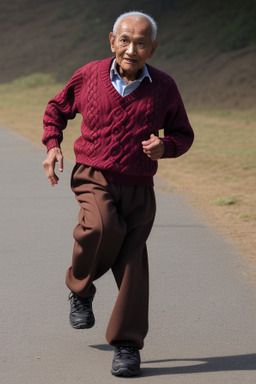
[42,57,194,186]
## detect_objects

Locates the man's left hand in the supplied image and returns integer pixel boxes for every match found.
[142,134,165,160]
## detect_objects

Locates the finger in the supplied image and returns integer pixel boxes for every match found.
[43,161,56,186]
[43,148,63,186]
[46,167,59,186]
[142,134,159,147]
[143,141,159,153]
[49,174,59,187]
[142,139,151,147]
[56,153,63,172]
[143,141,165,160]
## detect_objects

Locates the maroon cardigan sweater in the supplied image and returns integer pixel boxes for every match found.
[42,57,194,186]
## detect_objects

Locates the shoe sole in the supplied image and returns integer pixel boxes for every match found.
[69,317,95,329]
[111,367,141,377]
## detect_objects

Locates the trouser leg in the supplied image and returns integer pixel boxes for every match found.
[106,184,156,350]
[66,165,156,349]
[65,165,126,297]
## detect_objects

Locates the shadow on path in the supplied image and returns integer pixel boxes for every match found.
[90,346,256,377]
[141,354,256,377]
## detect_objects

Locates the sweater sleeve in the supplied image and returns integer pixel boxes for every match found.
[42,68,84,151]
[161,78,194,158]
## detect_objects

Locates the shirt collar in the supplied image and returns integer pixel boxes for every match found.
[110,58,152,83]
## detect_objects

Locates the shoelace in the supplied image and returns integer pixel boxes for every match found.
[69,293,92,312]
[115,347,139,360]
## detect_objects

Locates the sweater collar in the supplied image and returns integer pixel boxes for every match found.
[101,57,153,104]
[110,58,152,83]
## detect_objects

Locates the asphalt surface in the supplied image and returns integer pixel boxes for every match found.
[1,125,256,384]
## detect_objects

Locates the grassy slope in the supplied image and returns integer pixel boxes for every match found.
[1,0,256,107]
[1,0,256,263]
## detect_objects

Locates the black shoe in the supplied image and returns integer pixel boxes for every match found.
[69,292,95,329]
[111,346,141,377]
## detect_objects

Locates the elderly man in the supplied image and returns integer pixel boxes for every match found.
[42,11,194,377]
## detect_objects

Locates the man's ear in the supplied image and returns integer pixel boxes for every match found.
[149,41,158,58]
[109,32,116,53]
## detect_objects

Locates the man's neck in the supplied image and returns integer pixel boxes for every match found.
[116,63,142,84]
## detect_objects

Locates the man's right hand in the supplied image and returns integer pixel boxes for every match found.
[43,147,63,187]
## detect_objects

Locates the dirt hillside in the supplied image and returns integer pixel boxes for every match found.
[1,0,255,109]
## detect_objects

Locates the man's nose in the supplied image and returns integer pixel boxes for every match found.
[126,43,137,55]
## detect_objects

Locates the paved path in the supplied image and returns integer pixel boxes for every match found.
[1,125,256,384]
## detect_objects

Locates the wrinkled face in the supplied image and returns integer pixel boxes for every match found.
[109,16,158,81]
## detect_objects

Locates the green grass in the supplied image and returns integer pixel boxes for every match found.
[158,106,256,259]
[1,1,256,261]
[210,197,238,206]
[12,73,56,87]
[0,74,256,259]
[155,0,256,60]
[1,75,255,206]
[0,75,81,159]
[1,74,255,173]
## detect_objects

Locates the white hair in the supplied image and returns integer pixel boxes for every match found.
[113,11,158,42]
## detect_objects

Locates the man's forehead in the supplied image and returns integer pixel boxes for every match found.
[116,16,152,36]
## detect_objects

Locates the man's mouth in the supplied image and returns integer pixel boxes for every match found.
[123,58,137,64]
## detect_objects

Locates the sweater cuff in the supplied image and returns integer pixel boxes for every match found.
[160,138,176,158]
[160,138,166,158]
[45,138,60,152]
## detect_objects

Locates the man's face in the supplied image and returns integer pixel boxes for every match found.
[109,16,158,82]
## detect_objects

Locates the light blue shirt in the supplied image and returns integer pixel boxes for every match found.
[110,59,152,97]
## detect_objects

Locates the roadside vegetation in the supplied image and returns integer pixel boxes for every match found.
[0,75,255,262]
[1,0,255,263]
[158,108,256,262]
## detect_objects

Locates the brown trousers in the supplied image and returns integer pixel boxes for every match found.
[66,165,156,349]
